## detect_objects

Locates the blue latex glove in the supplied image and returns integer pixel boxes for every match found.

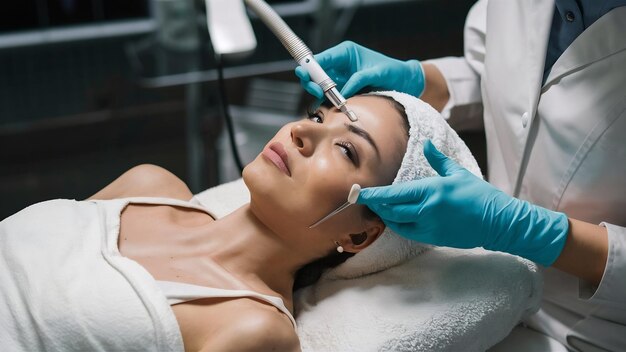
[294,41,425,99]
[357,140,570,266]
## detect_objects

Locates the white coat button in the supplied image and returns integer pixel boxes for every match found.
[521,112,529,128]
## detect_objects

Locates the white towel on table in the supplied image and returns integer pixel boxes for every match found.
[295,248,541,352]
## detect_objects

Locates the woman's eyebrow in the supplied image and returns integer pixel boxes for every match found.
[344,123,380,158]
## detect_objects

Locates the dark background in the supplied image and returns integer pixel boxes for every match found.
[0,0,484,220]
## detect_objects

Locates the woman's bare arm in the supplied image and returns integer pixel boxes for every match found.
[420,63,450,112]
[552,218,609,286]
[202,309,300,352]
[88,164,192,201]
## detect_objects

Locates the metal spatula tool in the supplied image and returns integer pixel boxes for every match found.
[308,184,361,228]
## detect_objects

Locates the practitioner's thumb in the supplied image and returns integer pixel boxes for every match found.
[295,66,324,99]
[340,68,379,98]
[357,185,394,205]
[423,140,464,177]
[357,181,429,206]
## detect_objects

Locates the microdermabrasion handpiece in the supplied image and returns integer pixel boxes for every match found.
[243,0,357,122]
[309,184,361,228]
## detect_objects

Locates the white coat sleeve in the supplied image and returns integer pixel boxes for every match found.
[423,0,487,131]
[582,223,626,310]
[568,223,626,350]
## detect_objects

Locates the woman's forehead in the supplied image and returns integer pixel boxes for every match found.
[330,95,405,143]
[333,95,407,179]
[323,95,402,128]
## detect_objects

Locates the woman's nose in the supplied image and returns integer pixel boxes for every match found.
[290,123,318,157]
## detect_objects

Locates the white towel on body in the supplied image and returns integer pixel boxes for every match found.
[0,199,183,351]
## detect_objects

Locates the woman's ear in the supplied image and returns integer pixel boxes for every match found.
[343,218,385,253]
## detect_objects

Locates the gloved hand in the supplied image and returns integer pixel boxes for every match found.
[357,140,570,266]
[294,41,425,99]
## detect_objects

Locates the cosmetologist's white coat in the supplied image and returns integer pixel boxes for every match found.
[429,0,626,350]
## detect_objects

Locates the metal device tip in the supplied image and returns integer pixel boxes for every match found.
[340,105,358,122]
[346,110,358,122]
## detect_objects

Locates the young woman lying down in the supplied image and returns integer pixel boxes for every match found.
[0,92,411,351]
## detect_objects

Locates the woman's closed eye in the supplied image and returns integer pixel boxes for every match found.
[306,108,360,166]
[337,141,359,166]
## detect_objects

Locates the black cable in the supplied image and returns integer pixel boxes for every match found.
[215,54,245,174]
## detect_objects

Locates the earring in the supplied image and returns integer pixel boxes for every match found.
[334,241,344,253]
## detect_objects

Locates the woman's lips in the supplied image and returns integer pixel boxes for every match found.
[262,142,291,176]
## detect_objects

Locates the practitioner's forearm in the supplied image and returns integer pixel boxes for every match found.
[420,63,450,113]
[552,218,608,286]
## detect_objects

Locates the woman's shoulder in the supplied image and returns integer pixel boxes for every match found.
[200,301,300,352]
[89,164,193,201]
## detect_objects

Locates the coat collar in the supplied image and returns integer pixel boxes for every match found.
[543,6,626,87]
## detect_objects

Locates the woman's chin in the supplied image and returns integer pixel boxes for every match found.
[243,157,291,196]
[242,158,267,195]
[244,162,291,223]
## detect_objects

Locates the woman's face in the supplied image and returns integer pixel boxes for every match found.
[243,95,407,255]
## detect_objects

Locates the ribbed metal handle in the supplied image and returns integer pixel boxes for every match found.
[243,0,355,121]
[244,0,312,62]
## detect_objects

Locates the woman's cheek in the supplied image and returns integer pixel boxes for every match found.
[305,174,353,211]
[309,155,334,175]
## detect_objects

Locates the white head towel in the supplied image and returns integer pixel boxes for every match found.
[326,91,482,279]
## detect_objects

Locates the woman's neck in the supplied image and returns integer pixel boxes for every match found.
[202,204,310,298]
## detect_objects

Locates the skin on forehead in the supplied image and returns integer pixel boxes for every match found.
[322,95,406,184]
